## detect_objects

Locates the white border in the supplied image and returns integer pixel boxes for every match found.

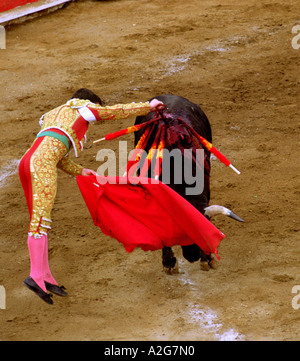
[0,0,72,25]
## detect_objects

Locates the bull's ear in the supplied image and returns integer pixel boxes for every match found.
[204,205,244,222]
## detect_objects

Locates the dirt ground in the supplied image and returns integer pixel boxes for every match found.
[0,0,299,341]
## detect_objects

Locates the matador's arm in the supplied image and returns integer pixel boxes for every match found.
[67,99,151,122]
[88,102,151,121]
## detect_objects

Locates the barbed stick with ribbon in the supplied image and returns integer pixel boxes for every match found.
[93,109,240,176]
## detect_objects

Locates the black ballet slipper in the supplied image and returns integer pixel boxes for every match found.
[45,281,68,297]
[23,277,53,305]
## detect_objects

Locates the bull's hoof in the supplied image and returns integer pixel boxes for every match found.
[200,258,218,271]
[163,259,179,275]
[200,261,211,271]
[209,258,218,270]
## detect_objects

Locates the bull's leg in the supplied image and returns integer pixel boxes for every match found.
[162,247,178,274]
[182,245,217,271]
[181,244,201,263]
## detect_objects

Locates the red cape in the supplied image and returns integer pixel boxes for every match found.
[76,175,225,257]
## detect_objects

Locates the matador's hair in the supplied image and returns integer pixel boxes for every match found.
[71,88,102,105]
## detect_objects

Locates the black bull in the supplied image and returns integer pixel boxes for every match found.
[134,94,243,272]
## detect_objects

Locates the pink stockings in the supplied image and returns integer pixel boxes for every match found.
[27,234,58,292]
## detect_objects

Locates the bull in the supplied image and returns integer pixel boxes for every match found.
[134,94,244,273]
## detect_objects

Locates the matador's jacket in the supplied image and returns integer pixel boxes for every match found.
[19,98,151,237]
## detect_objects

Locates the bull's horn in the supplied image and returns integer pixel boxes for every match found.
[204,205,244,222]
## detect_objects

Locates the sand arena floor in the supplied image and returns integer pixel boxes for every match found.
[0,0,299,341]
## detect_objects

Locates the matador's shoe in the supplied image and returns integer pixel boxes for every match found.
[23,277,53,305]
[45,282,68,297]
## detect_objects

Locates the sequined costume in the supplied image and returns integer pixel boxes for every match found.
[19,99,151,237]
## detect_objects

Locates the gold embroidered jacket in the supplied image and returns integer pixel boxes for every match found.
[37,99,151,176]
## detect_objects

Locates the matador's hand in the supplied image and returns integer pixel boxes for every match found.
[149,99,165,112]
[81,168,98,176]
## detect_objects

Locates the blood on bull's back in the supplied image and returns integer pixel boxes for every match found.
[134,94,212,213]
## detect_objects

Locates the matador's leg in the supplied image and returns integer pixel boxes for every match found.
[19,136,68,300]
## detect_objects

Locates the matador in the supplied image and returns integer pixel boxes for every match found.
[19,88,164,304]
